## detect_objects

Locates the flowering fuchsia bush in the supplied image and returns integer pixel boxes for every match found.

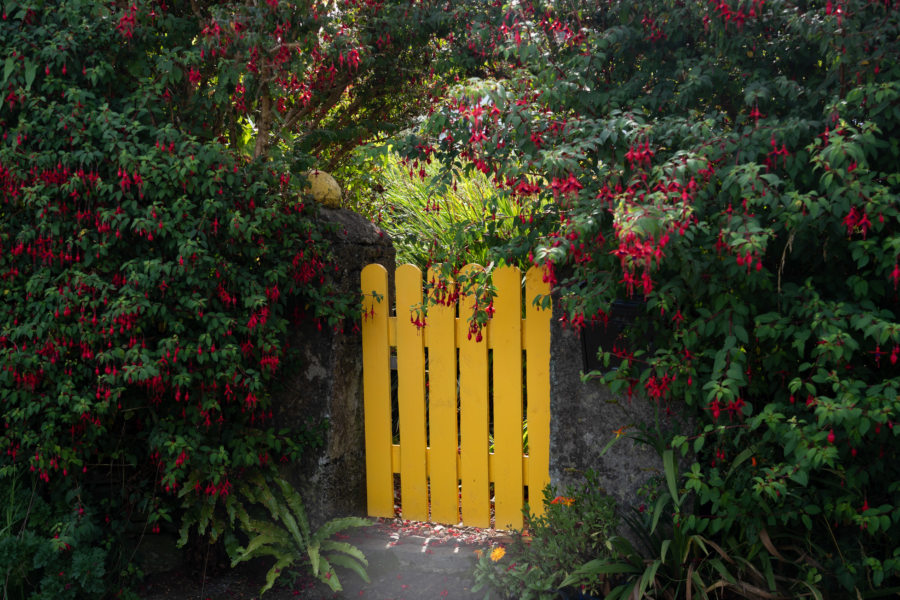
[0,0,352,530]
[403,0,900,593]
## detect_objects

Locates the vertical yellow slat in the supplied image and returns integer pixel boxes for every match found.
[396,264,428,521]
[361,264,393,518]
[426,267,459,525]
[491,265,524,530]
[525,266,552,518]
[458,264,491,528]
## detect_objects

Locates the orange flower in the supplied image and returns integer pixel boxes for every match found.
[490,546,506,562]
[550,495,575,507]
[613,426,629,439]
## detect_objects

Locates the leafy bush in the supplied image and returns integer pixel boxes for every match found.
[0,2,372,594]
[406,0,900,594]
[0,0,349,527]
[473,474,617,600]
[567,438,825,600]
[0,467,137,600]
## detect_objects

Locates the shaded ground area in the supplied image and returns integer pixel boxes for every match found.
[137,518,507,600]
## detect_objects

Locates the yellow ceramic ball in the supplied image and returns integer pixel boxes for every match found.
[302,170,342,208]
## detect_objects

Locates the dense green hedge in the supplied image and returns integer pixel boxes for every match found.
[405,0,900,594]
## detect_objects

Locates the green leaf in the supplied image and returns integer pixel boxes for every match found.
[308,540,321,576]
[317,556,342,592]
[24,59,36,90]
[561,559,640,588]
[321,539,368,566]
[725,446,756,482]
[230,531,290,566]
[261,555,294,596]
[327,552,371,585]
[694,435,705,454]
[790,468,809,487]
[2,56,14,85]
[312,517,371,546]
[663,449,680,507]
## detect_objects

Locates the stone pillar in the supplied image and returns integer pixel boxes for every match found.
[273,208,395,528]
[548,299,686,512]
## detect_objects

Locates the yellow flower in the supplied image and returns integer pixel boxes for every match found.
[490,546,506,562]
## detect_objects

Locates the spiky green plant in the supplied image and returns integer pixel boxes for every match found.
[365,152,551,269]
[228,473,370,595]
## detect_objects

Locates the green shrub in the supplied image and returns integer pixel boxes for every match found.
[406,0,900,594]
[473,473,617,600]
[0,2,356,595]
[567,437,825,599]
[355,150,552,269]
[0,467,137,600]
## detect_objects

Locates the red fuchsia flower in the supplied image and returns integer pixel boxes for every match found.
[232,83,247,113]
[188,66,201,86]
[765,135,790,170]
[708,399,722,421]
[624,141,655,168]
[843,206,871,238]
[116,4,137,39]
[550,173,583,197]
[749,104,764,125]
[827,429,836,444]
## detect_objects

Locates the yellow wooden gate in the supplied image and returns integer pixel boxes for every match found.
[361,263,551,530]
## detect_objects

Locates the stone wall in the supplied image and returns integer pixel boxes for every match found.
[548,299,687,513]
[273,208,395,527]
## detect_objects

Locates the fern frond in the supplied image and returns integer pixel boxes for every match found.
[226,493,249,527]
[177,520,191,548]
[308,540,321,576]
[275,477,311,541]
[310,516,371,545]
[320,539,368,567]
[244,518,293,543]
[256,483,282,520]
[230,532,290,565]
[196,501,215,536]
[316,555,342,592]
[230,545,283,566]
[327,552,371,585]
[277,503,308,551]
[260,555,295,596]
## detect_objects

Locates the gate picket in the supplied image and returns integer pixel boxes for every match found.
[425,267,459,524]
[525,267,552,518]
[361,264,393,518]
[457,264,491,528]
[492,266,524,530]
[396,264,428,521]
